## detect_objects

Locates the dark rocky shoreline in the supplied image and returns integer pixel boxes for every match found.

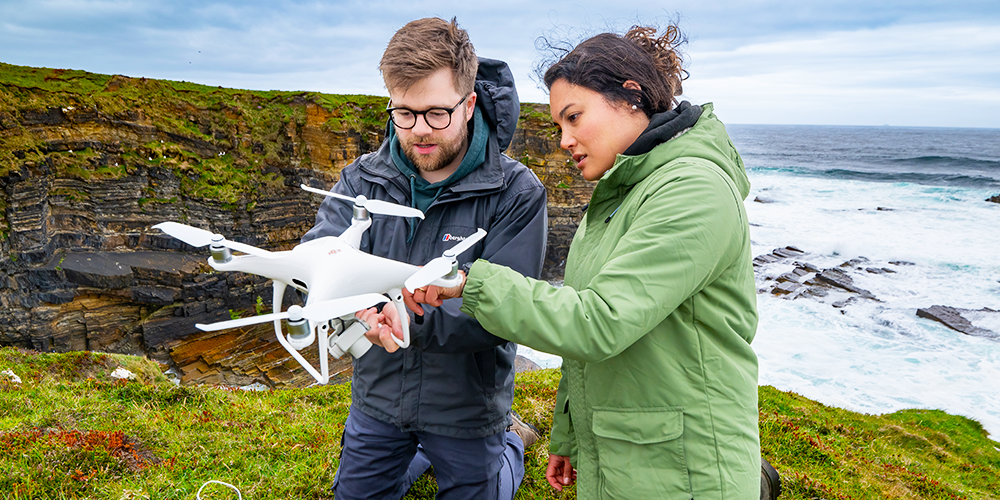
[753,245,999,340]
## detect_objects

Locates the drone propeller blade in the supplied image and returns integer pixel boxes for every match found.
[300,293,390,323]
[301,184,356,203]
[196,310,292,331]
[404,256,456,292]
[152,221,215,247]
[194,293,389,332]
[364,198,425,219]
[444,228,487,257]
[195,294,387,333]
[153,221,276,258]
[300,184,424,219]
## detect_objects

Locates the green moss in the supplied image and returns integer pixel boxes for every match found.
[180,154,246,204]
[3,348,998,500]
[758,385,1000,499]
[49,148,129,181]
[312,93,389,133]
[0,63,113,98]
[51,187,91,202]
[519,103,559,137]
[0,62,394,213]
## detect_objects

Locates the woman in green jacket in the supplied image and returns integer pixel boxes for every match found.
[396,25,761,499]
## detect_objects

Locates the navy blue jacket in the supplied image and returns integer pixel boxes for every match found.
[302,58,548,438]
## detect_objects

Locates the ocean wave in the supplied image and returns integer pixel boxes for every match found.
[888,155,1000,171]
[747,166,1000,188]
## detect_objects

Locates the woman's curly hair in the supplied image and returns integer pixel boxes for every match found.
[540,24,689,114]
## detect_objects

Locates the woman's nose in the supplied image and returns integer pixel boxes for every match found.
[559,132,575,151]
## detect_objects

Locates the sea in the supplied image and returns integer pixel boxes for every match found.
[517,124,1000,441]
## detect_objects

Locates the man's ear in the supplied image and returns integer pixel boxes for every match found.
[622,80,641,92]
[465,91,477,122]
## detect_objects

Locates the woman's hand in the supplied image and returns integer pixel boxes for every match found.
[403,270,467,315]
[545,454,576,491]
[355,305,404,353]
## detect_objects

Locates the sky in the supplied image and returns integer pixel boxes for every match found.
[1,1,998,128]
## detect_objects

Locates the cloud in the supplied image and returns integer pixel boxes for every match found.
[1,1,999,126]
[682,21,1000,127]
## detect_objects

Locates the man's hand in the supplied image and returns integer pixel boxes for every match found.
[545,454,576,491]
[404,270,467,315]
[355,304,404,353]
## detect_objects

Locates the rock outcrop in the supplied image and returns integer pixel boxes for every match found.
[916,306,999,339]
[754,245,998,338]
[166,322,343,388]
[754,246,881,308]
[0,63,589,379]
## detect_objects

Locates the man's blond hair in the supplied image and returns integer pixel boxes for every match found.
[380,17,478,96]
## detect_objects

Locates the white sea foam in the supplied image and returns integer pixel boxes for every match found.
[750,169,1000,439]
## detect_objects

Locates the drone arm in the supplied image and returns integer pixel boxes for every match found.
[339,216,372,250]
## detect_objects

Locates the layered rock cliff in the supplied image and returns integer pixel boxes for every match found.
[0,62,590,371]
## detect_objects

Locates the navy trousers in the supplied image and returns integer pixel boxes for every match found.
[332,407,526,500]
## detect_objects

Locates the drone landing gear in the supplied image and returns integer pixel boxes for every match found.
[269,282,385,384]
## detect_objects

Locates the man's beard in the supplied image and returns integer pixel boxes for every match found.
[401,122,469,173]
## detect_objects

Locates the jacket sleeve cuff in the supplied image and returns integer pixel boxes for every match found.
[458,259,493,317]
[549,439,574,456]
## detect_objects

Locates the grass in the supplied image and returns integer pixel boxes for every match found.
[2,348,998,500]
[0,62,388,199]
[758,387,1000,499]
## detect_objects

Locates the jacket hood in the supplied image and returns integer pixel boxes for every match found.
[612,102,750,200]
[474,57,520,151]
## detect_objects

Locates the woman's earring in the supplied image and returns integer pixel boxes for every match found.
[631,104,638,110]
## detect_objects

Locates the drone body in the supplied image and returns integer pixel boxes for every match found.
[211,235,421,300]
[152,184,486,384]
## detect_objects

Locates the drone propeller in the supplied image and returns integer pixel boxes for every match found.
[405,228,487,292]
[301,184,424,219]
[195,293,389,332]
[153,222,277,259]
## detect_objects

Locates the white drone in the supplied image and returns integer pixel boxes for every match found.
[153,184,486,384]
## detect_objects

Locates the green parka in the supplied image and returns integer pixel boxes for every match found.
[460,103,759,499]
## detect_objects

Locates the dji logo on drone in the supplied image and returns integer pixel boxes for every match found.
[442,234,468,242]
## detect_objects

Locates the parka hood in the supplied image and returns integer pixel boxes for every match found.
[474,57,519,151]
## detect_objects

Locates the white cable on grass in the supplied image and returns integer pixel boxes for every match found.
[197,480,243,499]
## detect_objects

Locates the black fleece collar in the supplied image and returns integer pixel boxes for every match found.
[622,101,702,157]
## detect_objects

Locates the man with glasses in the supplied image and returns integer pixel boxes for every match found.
[301,17,547,500]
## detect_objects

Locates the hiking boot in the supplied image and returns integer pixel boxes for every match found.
[508,410,540,450]
[760,457,782,500]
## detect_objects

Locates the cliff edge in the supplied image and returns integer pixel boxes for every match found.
[0,62,589,369]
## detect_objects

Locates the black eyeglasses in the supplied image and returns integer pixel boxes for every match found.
[386,94,468,130]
